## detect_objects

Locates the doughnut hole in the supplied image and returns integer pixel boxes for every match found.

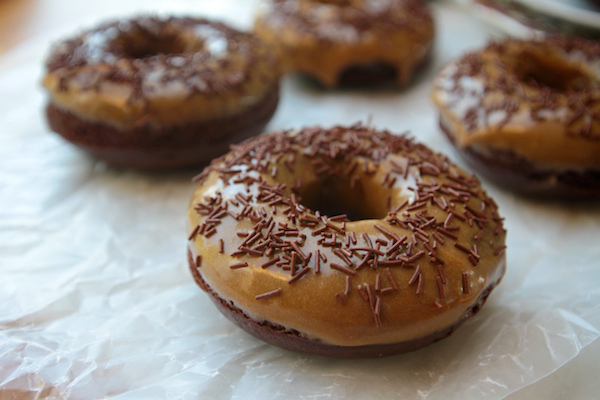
[512,52,592,91]
[118,33,186,58]
[295,171,395,221]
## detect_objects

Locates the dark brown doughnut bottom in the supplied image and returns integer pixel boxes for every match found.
[439,119,600,198]
[336,62,399,88]
[297,64,398,90]
[45,84,279,170]
[187,249,502,359]
[301,57,430,89]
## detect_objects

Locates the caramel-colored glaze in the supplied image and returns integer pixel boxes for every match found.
[42,17,279,130]
[186,127,506,347]
[432,38,600,169]
[254,0,434,87]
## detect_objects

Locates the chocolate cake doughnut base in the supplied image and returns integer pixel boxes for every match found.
[46,84,279,170]
[188,250,503,359]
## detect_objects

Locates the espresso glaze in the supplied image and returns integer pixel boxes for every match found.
[43,16,279,129]
[254,0,434,87]
[186,125,506,348]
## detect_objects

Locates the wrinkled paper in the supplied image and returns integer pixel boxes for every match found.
[1,1,599,399]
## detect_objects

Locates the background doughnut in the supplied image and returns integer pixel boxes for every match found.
[254,0,434,87]
[43,16,281,169]
[432,36,600,197]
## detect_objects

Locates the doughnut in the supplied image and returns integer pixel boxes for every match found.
[42,16,280,169]
[253,0,434,87]
[186,124,507,358]
[432,36,600,197]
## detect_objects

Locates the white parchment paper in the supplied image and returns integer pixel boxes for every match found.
[1,1,599,399]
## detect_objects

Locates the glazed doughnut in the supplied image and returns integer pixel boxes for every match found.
[186,124,506,358]
[432,36,600,197]
[254,0,434,87]
[43,16,280,169]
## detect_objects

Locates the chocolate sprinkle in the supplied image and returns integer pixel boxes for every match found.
[494,245,507,256]
[255,288,282,300]
[462,272,470,294]
[288,266,310,284]
[331,263,357,276]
